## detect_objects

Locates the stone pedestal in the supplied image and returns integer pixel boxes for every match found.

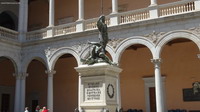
[75,63,122,112]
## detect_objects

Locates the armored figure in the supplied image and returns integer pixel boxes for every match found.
[81,15,115,65]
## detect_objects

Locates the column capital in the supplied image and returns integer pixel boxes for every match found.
[45,70,56,77]
[151,58,161,68]
[151,58,161,64]
[13,72,28,80]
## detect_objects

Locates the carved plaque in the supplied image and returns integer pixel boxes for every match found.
[85,81,103,101]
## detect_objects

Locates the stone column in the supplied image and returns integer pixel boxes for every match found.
[151,59,165,112]
[13,73,28,112]
[45,70,56,112]
[78,0,84,20]
[49,0,54,27]
[18,0,28,42]
[150,0,157,6]
[20,73,28,112]
[112,0,118,14]
[13,73,21,112]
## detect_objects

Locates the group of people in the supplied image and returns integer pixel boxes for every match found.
[24,105,49,112]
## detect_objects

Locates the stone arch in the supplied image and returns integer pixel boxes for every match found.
[0,10,18,30]
[80,44,115,64]
[49,47,80,70]
[22,53,47,73]
[155,30,200,58]
[115,37,156,64]
[0,55,18,73]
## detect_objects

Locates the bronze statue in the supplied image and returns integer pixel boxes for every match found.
[81,15,114,65]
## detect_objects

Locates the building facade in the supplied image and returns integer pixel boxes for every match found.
[0,0,200,112]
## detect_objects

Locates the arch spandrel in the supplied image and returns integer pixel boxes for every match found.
[48,47,80,70]
[22,53,47,73]
[114,37,156,64]
[155,30,200,58]
[0,55,18,73]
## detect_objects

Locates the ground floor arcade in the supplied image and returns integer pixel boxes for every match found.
[0,37,200,112]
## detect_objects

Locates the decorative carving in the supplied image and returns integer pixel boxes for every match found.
[45,70,56,77]
[151,58,162,69]
[108,38,125,49]
[13,72,29,80]
[107,84,114,99]
[189,26,200,35]
[44,47,57,58]
[144,31,165,43]
[72,43,88,53]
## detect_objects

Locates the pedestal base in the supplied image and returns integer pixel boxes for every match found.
[75,63,122,112]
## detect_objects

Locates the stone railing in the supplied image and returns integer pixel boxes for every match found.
[159,0,196,17]
[119,7,150,24]
[1,0,198,41]
[85,16,111,30]
[54,23,76,36]
[0,26,18,40]
[26,28,47,40]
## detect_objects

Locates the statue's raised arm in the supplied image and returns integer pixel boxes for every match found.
[97,15,108,53]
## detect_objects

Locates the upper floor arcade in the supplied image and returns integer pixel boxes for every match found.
[0,0,200,42]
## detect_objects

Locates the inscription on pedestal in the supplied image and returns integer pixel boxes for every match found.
[85,81,103,101]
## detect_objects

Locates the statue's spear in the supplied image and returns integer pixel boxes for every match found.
[101,0,103,15]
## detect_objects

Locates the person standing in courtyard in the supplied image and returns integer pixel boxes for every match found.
[24,107,29,112]
[35,105,40,112]
[42,107,49,112]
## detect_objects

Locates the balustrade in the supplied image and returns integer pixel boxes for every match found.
[0,0,199,41]
[0,26,18,40]
[159,0,195,16]
[54,23,76,36]
[26,28,47,40]
[119,8,150,24]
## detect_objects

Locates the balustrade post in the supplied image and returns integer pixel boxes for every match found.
[195,0,200,10]
[76,20,84,32]
[110,14,119,26]
[47,27,54,38]
[149,5,159,19]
